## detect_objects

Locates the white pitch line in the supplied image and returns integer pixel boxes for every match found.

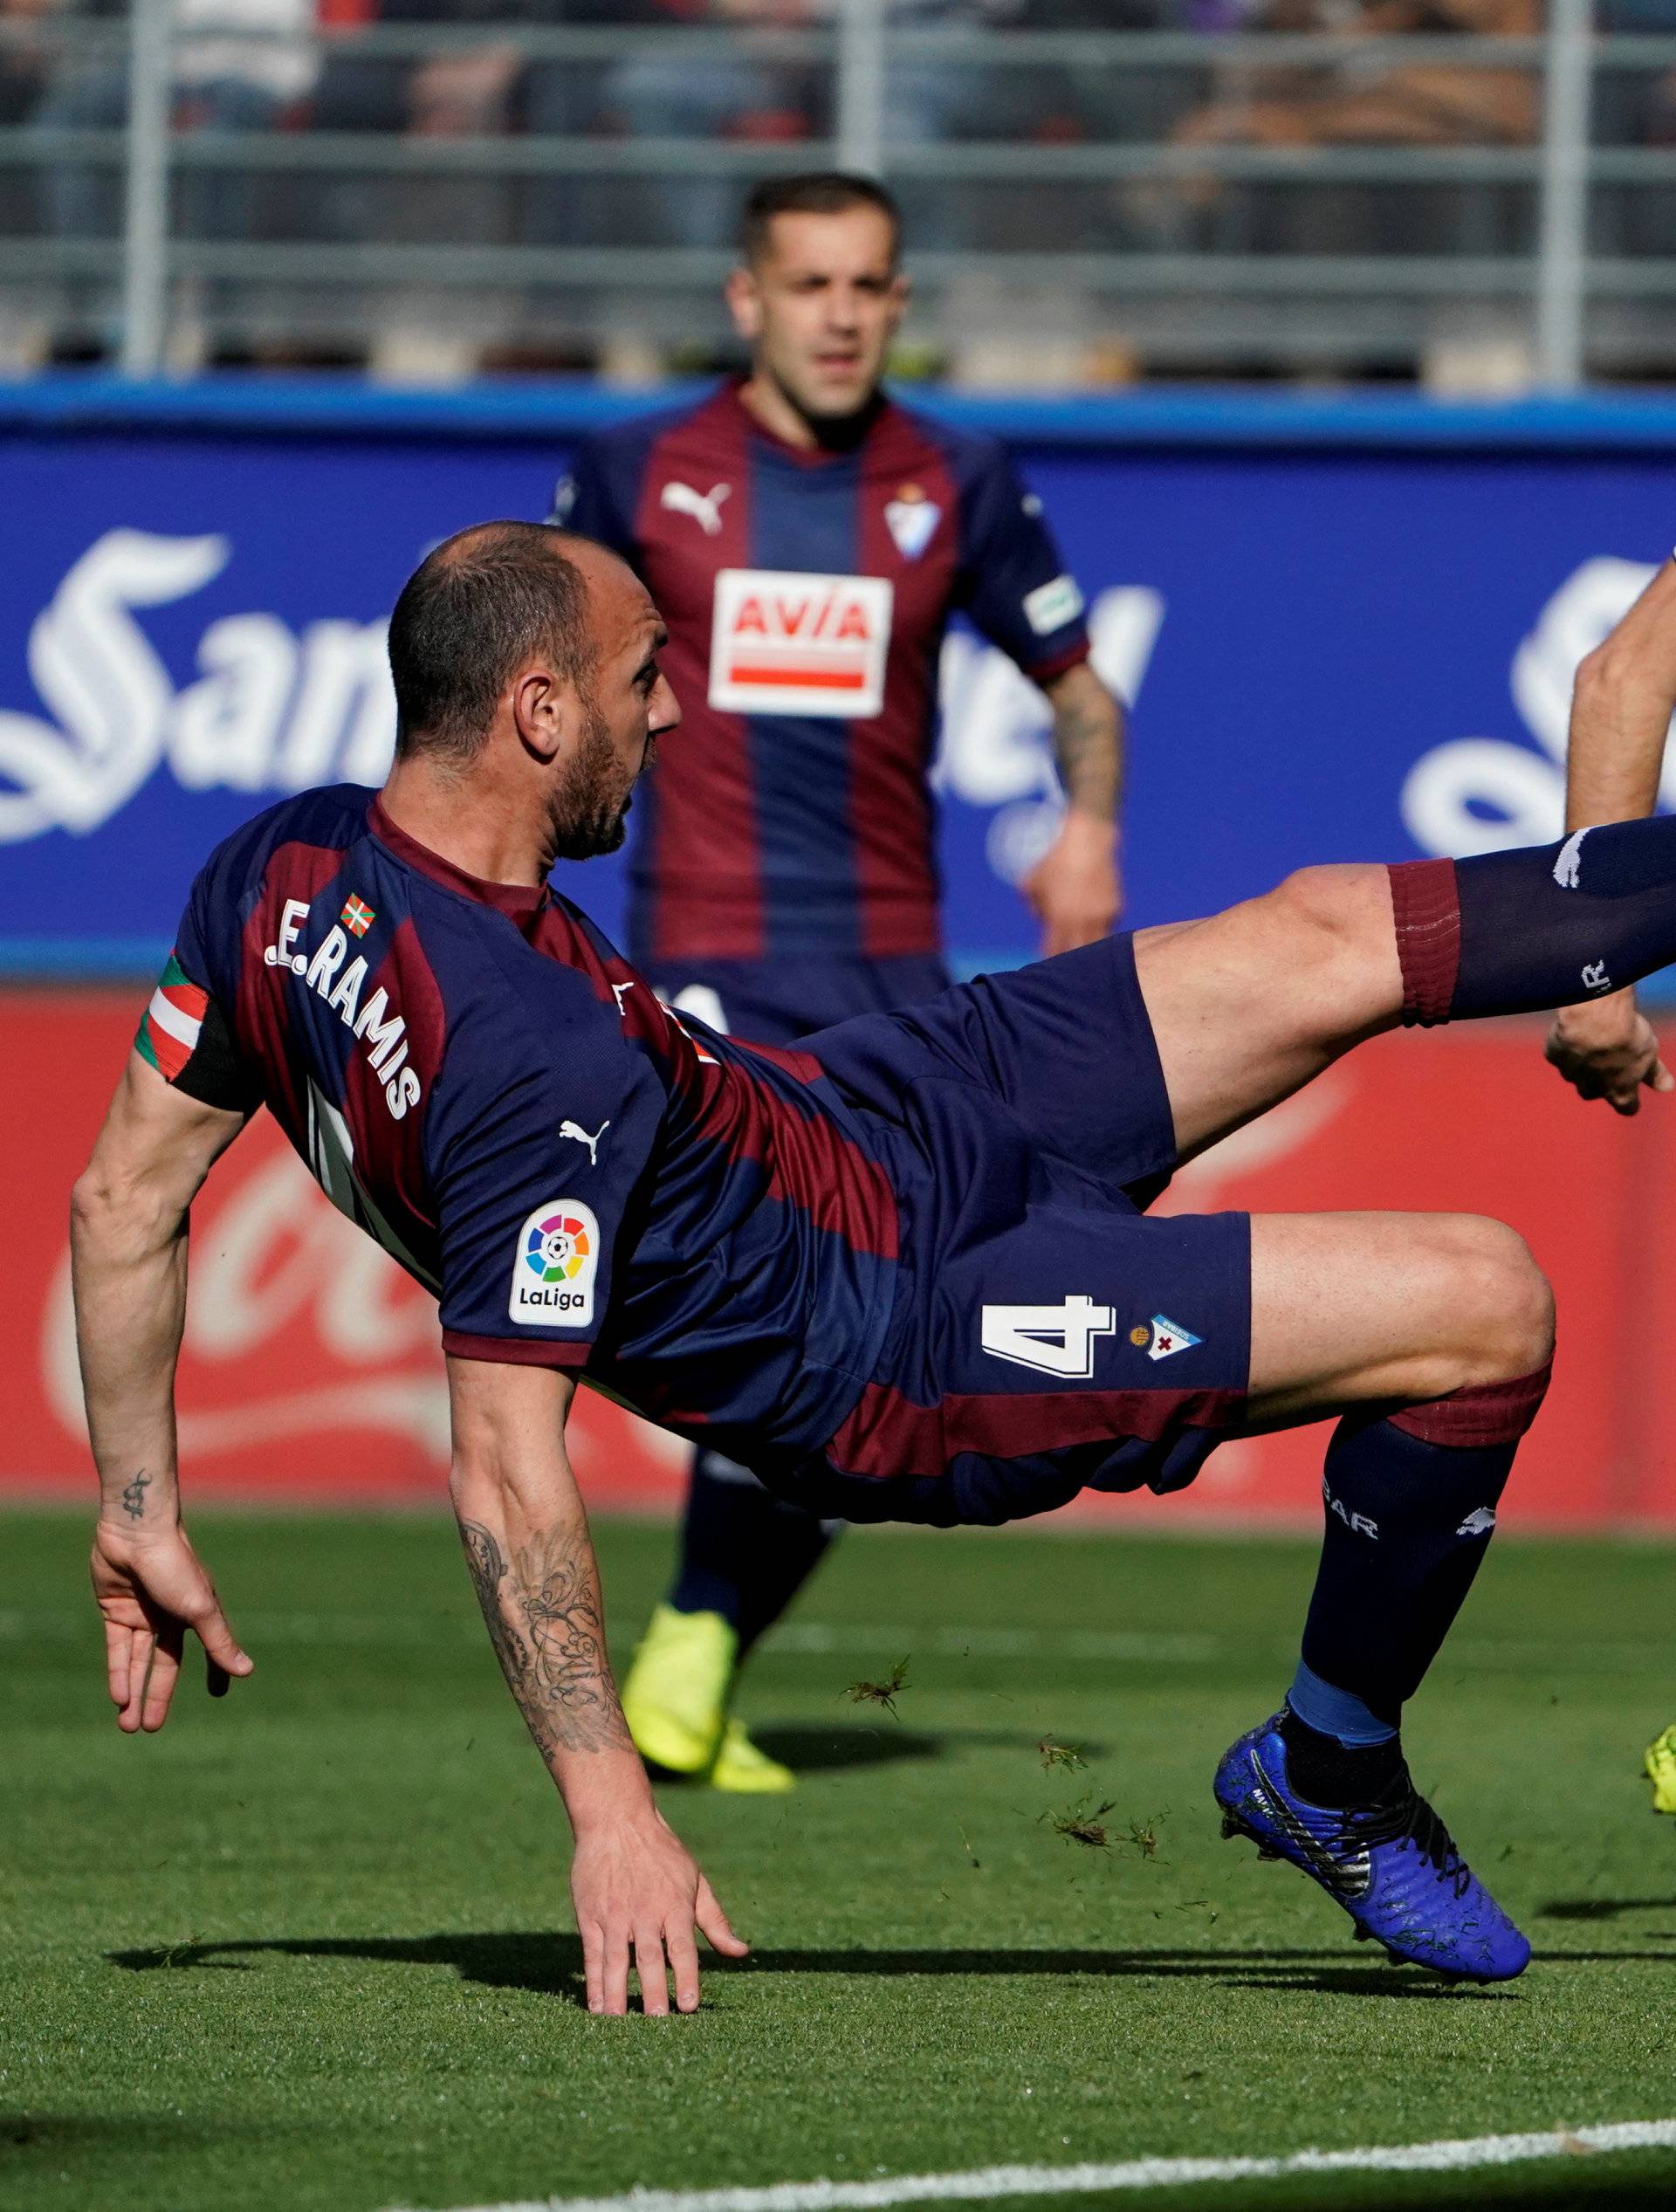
[386,2119,1676,2212]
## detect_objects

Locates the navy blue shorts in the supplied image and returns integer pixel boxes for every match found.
[787,935,1253,1528]
[651,952,951,1051]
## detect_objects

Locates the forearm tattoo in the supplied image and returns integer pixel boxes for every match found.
[459,1519,632,1757]
[1051,670,1123,818]
[119,1470,151,1521]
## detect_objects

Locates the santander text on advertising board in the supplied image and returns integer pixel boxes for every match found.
[6,425,1676,973]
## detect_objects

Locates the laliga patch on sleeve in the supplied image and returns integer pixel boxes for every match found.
[709,568,893,718]
[1023,574,1085,636]
[509,1199,600,1327]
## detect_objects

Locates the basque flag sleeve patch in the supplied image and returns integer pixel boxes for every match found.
[135,952,209,1083]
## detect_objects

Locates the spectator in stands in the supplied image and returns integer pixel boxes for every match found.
[34,0,316,243]
[2,0,52,128]
[587,1,816,253]
[1137,0,1540,253]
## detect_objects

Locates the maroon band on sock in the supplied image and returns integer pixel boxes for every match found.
[1388,857,1460,1027]
[1389,1360,1551,1447]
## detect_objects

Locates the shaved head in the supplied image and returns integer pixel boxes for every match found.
[389,520,612,766]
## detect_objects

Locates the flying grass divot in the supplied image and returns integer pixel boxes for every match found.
[843,1656,910,1719]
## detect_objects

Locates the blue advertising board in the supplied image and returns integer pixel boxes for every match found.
[4,378,1676,980]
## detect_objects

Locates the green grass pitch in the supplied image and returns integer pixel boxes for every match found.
[6,1509,1676,2212]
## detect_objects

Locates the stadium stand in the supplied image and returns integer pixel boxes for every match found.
[3,0,1676,382]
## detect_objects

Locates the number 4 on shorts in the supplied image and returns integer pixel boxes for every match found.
[981,1295,1116,1378]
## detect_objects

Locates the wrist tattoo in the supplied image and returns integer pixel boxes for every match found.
[459,1519,631,1756]
[120,1470,151,1521]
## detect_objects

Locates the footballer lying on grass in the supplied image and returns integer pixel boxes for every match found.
[72,520,1676,2010]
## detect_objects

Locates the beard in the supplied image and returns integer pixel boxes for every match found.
[549,706,647,862]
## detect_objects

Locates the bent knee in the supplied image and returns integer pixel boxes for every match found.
[1427,1215,1555,1384]
[1267,862,1390,948]
[1259,864,1400,1013]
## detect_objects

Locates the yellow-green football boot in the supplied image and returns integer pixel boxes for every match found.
[620,1604,736,1776]
[1645,1723,1676,1814]
[619,1604,795,1790]
[710,1716,794,1795]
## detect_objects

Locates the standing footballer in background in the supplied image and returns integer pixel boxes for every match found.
[1540,549,1676,1810]
[552,170,1125,1794]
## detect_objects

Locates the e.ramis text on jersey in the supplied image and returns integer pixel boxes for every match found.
[263,896,422,1119]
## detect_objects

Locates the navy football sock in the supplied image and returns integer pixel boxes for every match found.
[1390,817,1676,1025]
[669,1450,836,1657]
[1294,1365,1549,1735]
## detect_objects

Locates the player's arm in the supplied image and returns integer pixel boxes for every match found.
[445,1354,746,2016]
[954,442,1124,954]
[1028,658,1126,957]
[1545,555,1676,1112]
[72,1051,256,1732]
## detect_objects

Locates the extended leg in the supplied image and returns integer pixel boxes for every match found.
[1137,816,1676,1163]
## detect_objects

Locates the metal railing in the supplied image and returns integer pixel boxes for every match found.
[1,2,1673,383]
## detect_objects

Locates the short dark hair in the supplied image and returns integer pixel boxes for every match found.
[388,520,599,765]
[739,171,902,267]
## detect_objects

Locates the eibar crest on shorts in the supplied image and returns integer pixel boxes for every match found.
[510,1200,600,1327]
[1146,1314,1201,1362]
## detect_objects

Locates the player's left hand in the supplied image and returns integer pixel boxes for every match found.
[91,1519,253,1734]
[1024,809,1122,958]
[1545,989,1674,1114]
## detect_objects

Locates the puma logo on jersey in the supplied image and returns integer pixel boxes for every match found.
[560,1118,608,1168]
[661,480,731,537]
[1457,1506,1498,1537]
[1553,828,1590,889]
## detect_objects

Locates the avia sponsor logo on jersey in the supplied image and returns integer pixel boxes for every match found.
[709,568,893,719]
[264,896,422,1120]
[511,1200,599,1325]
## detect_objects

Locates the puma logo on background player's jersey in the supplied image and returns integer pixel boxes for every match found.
[660,480,732,537]
[560,1118,608,1168]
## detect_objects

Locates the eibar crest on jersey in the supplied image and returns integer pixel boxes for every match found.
[510,1199,600,1327]
[884,487,942,560]
[1146,1314,1201,1362]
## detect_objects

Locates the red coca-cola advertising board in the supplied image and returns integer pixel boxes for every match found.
[9,991,1671,1528]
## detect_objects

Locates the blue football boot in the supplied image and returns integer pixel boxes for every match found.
[1213,1712,1531,1983]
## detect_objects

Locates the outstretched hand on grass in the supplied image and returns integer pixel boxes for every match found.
[91,1520,254,1734]
[569,1803,748,2017]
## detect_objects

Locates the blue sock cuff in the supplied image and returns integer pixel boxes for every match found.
[1287,1659,1398,1748]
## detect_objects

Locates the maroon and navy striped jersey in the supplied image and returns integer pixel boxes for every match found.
[148,784,912,1471]
[552,381,1091,967]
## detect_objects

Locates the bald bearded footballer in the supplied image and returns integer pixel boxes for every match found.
[85,519,1676,2004]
